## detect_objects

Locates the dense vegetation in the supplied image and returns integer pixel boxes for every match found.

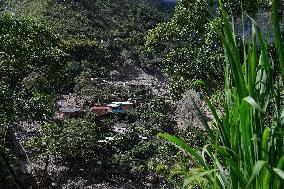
[4,0,174,82]
[0,0,176,188]
[25,97,176,186]
[0,13,65,188]
[145,0,283,99]
[0,0,283,188]
[157,0,284,188]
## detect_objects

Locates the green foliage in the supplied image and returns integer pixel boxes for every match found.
[0,13,67,123]
[145,0,283,100]
[230,0,267,15]
[3,0,174,94]
[63,39,99,60]
[0,13,67,187]
[230,0,284,16]
[26,97,176,183]
[145,0,224,99]
[0,13,67,94]
[145,125,212,188]
[63,38,122,82]
[158,0,284,188]
[2,0,174,96]
[28,119,111,161]
[5,0,173,61]
[128,97,176,135]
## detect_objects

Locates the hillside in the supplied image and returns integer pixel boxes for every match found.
[1,1,283,189]
[2,0,174,89]
[4,0,173,51]
[0,1,178,188]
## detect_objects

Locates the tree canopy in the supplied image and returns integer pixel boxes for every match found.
[145,0,280,100]
[0,13,67,122]
[145,0,224,100]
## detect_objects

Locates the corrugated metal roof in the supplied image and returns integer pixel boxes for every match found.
[59,107,81,113]
[91,106,110,110]
[107,104,120,108]
[112,101,133,105]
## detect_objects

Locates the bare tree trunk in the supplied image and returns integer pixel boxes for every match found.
[0,127,37,189]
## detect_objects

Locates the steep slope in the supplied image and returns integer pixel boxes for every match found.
[2,0,174,94]
[4,0,173,50]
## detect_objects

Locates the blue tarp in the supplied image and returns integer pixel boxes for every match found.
[112,109,125,113]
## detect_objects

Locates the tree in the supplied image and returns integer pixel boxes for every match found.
[145,0,224,100]
[0,13,67,188]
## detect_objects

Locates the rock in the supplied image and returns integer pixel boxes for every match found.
[52,182,59,187]
[145,183,154,188]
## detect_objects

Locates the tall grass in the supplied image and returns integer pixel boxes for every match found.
[158,0,284,188]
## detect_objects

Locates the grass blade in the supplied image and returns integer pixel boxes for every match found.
[246,160,267,188]
[243,96,265,113]
[261,127,271,161]
[273,168,284,180]
[192,99,215,142]
[158,133,209,169]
